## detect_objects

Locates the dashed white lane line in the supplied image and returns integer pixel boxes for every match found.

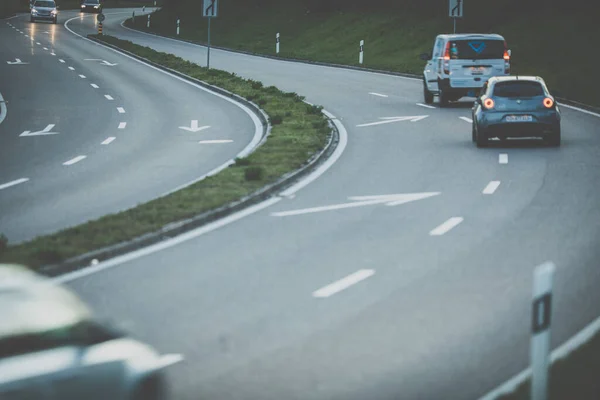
[63,155,86,166]
[369,92,388,98]
[68,66,75,71]
[483,181,501,195]
[499,154,508,164]
[118,122,127,129]
[312,269,376,298]
[91,83,99,89]
[79,74,86,79]
[101,137,116,145]
[104,95,114,100]
[50,52,56,56]
[460,116,473,123]
[59,59,65,63]
[417,103,437,109]
[430,217,464,236]
[199,140,233,144]
[43,47,48,50]
[24,34,29,37]
[36,42,41,45]
[117,107,125,114]
[0,178,29,191]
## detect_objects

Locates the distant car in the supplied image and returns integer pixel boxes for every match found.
[0,263,177,400]
[30,0,58,24]
[471,76,561,147]
[420,33,511,107]
[80,0,103,13]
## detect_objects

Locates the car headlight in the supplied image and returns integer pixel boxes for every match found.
[81,4,85,7]
[94,5,99,8]
[51,9,57,14]
[31,9,38,13]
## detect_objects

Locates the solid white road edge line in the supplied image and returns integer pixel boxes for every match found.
[118,122,127,129]
[499,154,508,164]
[104,94,114,100]
[63,155,86,166]
[0,178,29,191]
[416,103,436,109]
[460,116,473,123]
[0,90,7,125]
[91,83,99,88]
[430,217,464,236]
[117,107,125,113]
[199,140,233,144]
[101,137,116,145]
[479,266,600,400]
[369,92,388,98]
[483,181,501,195]
[313,269,375,298]
[559,103,600,118]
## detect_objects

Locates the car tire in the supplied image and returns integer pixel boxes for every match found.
[471,122,476,142]
[439,88,449,108]
[131,375,167,400]
[423,81,434,105]
[547,128,561,147]
[475,124,488,148]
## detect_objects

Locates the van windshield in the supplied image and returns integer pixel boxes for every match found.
[493,81,545,98]
[449,39,505,60]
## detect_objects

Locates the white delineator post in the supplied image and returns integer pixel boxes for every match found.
[531,262,556,400]
[359,40,364,64]
[176,19,180,35]
[147,14,150,28]
[276,32,280,54]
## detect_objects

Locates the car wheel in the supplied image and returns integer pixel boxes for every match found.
[471,121,476,142]
[423,81,434,105]
[131,375,167,400]
[439,88,449,108]
[547,128,561,147]
[475,124,488,148]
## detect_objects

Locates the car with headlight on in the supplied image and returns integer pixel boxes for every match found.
[0,263,180,400]
[30,0,58,24]
[471,76,561,147]
[80,0,103,13]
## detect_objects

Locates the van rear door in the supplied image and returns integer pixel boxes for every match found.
[448,39,507,92]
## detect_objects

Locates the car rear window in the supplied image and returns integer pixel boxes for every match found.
[493,81,545,98]
[449,39,505,60]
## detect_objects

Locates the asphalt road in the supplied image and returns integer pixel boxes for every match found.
[0,12,258,243]
[63,9,600,400]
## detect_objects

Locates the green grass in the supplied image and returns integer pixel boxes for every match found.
[126,1,600,108]
[0,35,330,270]
[496,329,600,399]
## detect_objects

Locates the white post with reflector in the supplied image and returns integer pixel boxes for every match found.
[276,32,280,54]
[147,14,150,28]
[359,40,364,64]
[530,262,556,400]
[177,19,180,36]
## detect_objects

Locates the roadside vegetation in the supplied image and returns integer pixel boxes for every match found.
[0,35,330,270]
[127,0,599,108]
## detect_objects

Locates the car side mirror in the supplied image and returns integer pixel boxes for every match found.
[419,52,431,61]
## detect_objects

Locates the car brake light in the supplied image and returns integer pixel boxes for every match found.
[442,42,451,74]
[543,97,554,108]
[483,98,495,109]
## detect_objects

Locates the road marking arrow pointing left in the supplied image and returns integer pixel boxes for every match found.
[20,124,59,137]
[357,115,428,127]
[7,58,28,65]
[179,120,211,132]
[271,192,440,217]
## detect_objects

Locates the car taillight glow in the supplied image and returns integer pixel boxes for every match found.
[443,42,451,74]
[483,98,495,109]
[543,97,554,108]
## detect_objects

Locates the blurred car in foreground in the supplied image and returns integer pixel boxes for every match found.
[472,76,561,147]
[30,0,58,24]
[0,263,177,400]
[80,0,103,13]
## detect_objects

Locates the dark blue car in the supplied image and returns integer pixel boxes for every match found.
[472,76,561,147]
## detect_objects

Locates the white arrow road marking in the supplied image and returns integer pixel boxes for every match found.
[84,59,118,66]
[416,103,436,109]
[499,154,508,164]
[483,181,501,195]
[63,155,86,166]
[313,269,375,298]
[356,115,429,127]
[369,92,388,98]
[20,124,59,137]
[118,122,127,129]
[271,192,440,217]
[199,140,233,144]
[0,178,29,191]
[7,58,28,65]
[430,217,464,236]
[460,116,473,123]
[101,137,116,145]
[179,120,211,132]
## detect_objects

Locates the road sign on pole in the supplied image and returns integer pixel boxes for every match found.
[203,0,218,17]
[449,0,463,18]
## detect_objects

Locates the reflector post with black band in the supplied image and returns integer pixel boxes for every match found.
[359,40,364,64]
[530,262,556,400]
[276,32,280,54]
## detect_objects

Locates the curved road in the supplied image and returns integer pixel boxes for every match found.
[0,12,258,243]
[60,9,600,400]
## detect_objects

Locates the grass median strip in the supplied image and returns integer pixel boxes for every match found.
[0,34,330,272]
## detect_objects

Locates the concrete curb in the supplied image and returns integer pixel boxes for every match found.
[38,36,338,278]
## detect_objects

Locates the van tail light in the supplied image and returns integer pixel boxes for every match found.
[483,98,495,110]
[503,41,510,74]
[543,97,555,108]
[443,42,451,74]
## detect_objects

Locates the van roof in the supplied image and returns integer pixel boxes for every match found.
[438,33,505,40]
[489,75,544,83]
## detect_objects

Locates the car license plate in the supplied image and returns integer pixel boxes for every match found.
[506,115,533,122]
[471,66,484,75]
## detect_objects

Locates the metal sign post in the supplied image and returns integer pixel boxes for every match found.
[449,0,463,33]
[531,262,556,400]
[203,0,218,69]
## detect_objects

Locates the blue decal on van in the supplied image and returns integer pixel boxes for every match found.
[468,41,486,54]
